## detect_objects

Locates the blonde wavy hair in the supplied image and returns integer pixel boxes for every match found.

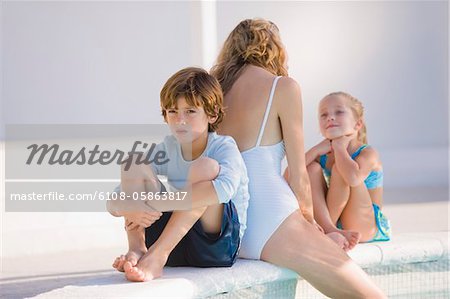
[210,18,288,95]
[326,92,368,144]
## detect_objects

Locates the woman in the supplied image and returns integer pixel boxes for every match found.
[211,18,385,298]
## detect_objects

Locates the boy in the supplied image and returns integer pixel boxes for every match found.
[107,67,249,282]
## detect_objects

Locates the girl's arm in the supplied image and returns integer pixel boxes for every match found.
[332,137,379,187]
[277,77,314,223]
[284,139,330,180]
[305,139,332,166]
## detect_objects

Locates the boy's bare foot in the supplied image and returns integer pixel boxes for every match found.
[124,247,169,282]
[112,249,146,272]
[326,232,350,251]
[337,229,361,250]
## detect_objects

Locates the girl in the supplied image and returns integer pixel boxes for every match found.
[307,92,391,251]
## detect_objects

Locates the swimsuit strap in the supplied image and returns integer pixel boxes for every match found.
[319,154,328,169]
[255,76,282,147]
[351,144,369,159]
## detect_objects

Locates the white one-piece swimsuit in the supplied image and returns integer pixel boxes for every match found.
[238,76,300,260]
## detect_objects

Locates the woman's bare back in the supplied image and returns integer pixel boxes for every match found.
[217,65,283,152]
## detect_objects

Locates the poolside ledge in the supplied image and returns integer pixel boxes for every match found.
[23,231,450,298]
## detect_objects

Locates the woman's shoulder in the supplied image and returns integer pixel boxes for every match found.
[274,76,302,101]
[272,76,303,113]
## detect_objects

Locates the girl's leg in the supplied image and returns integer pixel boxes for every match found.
[340,185,377,242]
[308,162,360,250]
[261,210,386,299]
[326,164,351,223]
[124,157,223,281]
[307,162,337,231]
[327,164,376,242]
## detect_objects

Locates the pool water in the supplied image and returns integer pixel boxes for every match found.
[296,259,449,298]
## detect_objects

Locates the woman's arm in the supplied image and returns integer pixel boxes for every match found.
[277,77,314,223]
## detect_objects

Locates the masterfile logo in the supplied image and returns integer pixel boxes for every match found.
[4,124,191,212]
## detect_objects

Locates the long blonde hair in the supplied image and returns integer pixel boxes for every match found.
[211,18,288,95]
[326,91,368,144]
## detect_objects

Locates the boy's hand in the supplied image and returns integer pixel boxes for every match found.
[314,139,332,156]
[124,210,162,231]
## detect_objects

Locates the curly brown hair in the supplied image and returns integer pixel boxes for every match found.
[210,18,288,95]
[160,67,224,132]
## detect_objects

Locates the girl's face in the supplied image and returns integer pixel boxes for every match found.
[318,95,362,140]
[165,97,215,144]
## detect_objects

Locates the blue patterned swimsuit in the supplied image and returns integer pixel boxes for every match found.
[319,144,391,242]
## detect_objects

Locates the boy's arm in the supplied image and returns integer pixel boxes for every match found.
[107,140,167,216]
[188,138,244,209]
[332,138,378,187]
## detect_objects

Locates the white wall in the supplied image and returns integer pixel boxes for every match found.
[2,1,448,185]
[0,1,448,258]
[2,1,204,128]
[1,1,208,258]
[216,1,448,187]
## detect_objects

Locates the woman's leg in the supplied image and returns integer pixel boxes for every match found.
[327,164,376,242]
[261,210,386,299]
[308,162,360,250]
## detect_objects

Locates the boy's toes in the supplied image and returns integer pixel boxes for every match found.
[112,257,120,269]
[115,255,127,272]
[124,262,146,282]
[128,256,138,267]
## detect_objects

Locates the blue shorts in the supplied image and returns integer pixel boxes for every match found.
[145,200,241,267]
[336,203,391,242]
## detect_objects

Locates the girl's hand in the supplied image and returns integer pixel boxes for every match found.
[331,133,356,150]
[314,139,332,156]
[301,212,324,234]
[313,221,325,234]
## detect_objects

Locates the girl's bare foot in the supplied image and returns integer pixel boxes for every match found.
[326,232,350,251]
[124,247,169,282]
[337,229,361,250]
[112,249,146,272]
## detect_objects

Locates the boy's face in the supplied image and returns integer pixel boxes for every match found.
[318,95,361,140]
[165,97,215,144]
